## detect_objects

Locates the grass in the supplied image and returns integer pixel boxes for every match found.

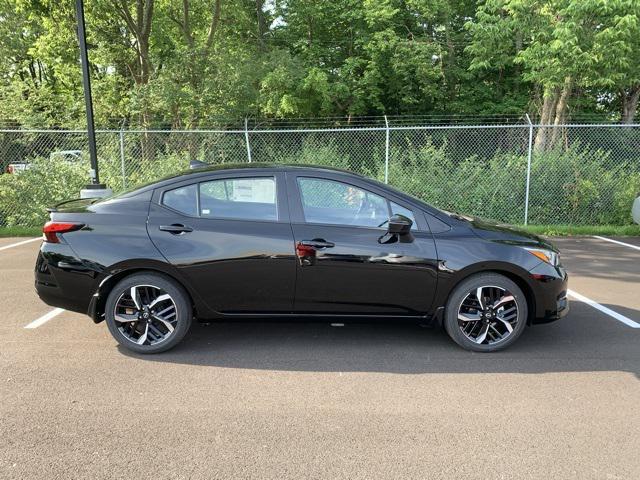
[521,224,640,237]
[0,226,42,237]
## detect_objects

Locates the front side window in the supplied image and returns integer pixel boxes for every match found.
[390,201,416,225]
[298,178,391,228]
[199,177,277,221]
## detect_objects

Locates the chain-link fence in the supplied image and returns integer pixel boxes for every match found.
[1,120,639,227]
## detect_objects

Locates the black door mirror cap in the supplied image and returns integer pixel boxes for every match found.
[387,214,413,235]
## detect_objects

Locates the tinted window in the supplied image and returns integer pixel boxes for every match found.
[390,201,415,227]
[298,178,390,228]
[199,177,277,221]
[162,184,198,216]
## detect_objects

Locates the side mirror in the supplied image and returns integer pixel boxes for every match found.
[387,214,412,235]
[189,159,208,170]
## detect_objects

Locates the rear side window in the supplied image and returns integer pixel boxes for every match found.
[161,177,277,220]
[162,184,198,216]
[199,177,277,221]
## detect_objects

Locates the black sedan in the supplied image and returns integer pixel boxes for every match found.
[35,164,568,353]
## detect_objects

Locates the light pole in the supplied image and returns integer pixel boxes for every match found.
[76,0,111,198]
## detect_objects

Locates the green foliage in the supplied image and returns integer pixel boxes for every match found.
[1,0,640,229]
[0,143,638,227]
[526,146,635,224]
[388,143,527,223]
[8,0,640,125]
[0,152,195,227]
[0,157,88,226]
[386,142,638,225]
[467,0,640,118]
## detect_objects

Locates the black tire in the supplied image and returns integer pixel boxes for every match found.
[444,273,528,352]
[105,272,192,354]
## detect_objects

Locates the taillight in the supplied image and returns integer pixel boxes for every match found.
[42,221,84,243]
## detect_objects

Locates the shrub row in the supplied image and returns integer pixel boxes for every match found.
[0,143,638,227]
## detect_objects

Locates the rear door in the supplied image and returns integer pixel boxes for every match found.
[287,172,438,315]
[147,171,296,314]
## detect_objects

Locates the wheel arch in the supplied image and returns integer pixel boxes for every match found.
[88,262,204,323]
[436,264,536,327]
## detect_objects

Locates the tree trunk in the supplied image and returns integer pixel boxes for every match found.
[549,77,572,147]
[534,78,572,152]
[621,85,640,124]
[534,87,559,151]
[445,26,456,99]
[138,38,151,85]
[256,0,267,51]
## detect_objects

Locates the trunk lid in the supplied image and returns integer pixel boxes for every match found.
[47,198,101,214]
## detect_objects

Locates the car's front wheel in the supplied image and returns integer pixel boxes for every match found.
[444,273,528,352]
[104,272,192,354]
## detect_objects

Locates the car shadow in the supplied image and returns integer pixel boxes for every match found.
[118,301,640,378]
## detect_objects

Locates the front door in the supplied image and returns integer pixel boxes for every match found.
[287,174,438,315]
[147,172,296,314]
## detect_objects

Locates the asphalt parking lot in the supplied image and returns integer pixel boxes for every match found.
[1,235,639,479]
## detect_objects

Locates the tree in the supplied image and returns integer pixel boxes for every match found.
[1,0,639,127]
[584,1,640,123]
[467,0,640,146]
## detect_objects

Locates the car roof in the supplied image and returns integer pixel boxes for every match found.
[186,162,362,176]
[115,162,438,212]
[110,161,453,221]
[121,163,365,194]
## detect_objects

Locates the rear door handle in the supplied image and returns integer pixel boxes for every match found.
[159,224,193,234]
[299,239,335,249]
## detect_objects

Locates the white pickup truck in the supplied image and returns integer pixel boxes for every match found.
[5,150,82,174]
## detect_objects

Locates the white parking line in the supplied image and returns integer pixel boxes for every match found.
[24,308,65,329]
[568,289,640,328]
[0,237,41,252]
[592,235,640,251]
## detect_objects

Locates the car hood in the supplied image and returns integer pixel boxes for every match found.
[463,215,557,251]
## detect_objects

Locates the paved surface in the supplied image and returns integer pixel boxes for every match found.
[1,237,639,479]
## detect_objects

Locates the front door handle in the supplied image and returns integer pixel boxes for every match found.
[159,224,193,234]
[299,239,335,249]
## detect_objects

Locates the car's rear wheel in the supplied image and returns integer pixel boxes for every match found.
[444,273,527,352]
[105,273,192,354]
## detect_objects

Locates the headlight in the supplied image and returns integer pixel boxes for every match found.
[523,247,559,266]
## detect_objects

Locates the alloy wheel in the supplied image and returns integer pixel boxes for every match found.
[113,284,178,346]
[457,285,519,345]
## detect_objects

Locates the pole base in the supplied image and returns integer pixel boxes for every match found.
[80,184,112,199]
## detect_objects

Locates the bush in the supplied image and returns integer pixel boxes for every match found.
[0,157,88,227]
[0,153,193,227]
[387,142,639,225]
[527,146,639,225]
[388,143,527,223]
[0,142,638,227]
[100,152,191,191]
